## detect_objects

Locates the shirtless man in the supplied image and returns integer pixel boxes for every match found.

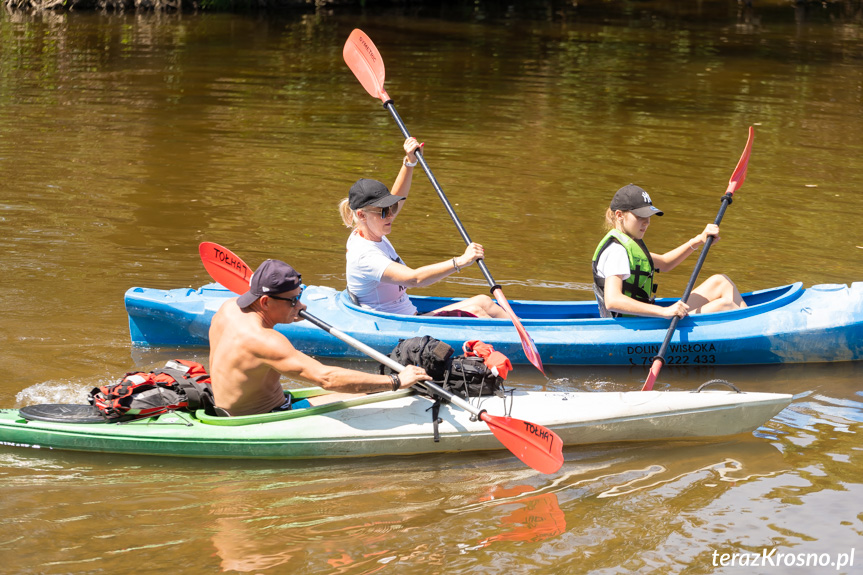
[208,259,431,416]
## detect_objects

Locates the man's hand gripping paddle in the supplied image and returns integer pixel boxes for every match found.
[198,242,564,474]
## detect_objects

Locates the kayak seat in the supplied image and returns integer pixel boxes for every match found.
[207,388,329,417]
[347,290,360,305]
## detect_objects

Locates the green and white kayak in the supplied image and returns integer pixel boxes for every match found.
[0,387,791,460]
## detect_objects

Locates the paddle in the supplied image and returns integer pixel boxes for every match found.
[198,242,564,474]
[641,126,754,392]
[342,29,545,376]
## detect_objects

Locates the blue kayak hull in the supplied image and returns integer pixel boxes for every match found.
[124,282,863,366]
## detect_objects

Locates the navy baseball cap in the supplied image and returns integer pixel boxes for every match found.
[237,259,302,308]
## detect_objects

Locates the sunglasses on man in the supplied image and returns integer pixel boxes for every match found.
[267,286,303,307]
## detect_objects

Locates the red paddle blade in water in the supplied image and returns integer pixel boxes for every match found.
[641,359,663,392]
[641,126,754,392]
[198,242,253,295]
[481,412,564,474]
[343,29,389,102]
[491,288,545,375]
[726,126,754,195]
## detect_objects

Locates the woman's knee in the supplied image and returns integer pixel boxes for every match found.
[477,294,495,307]
[705,274,734,289]
[462,295,495,317]
[697,274,745,310]
[462,294,490,308]
[700,274,738,297]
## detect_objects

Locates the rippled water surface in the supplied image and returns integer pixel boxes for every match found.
[1,3,861,573]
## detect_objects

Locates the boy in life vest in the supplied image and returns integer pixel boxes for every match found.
[591,184,747,319]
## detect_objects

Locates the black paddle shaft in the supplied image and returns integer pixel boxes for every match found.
[653,192,734,365]
[382,100,501,293]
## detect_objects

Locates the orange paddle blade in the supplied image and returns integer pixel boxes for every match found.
[481,412,564,474]
[726,126,754,195]
[198,242,253,295]
[491,288,544,375]
[343,29,388,102]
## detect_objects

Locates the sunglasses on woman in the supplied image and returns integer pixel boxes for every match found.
[367,204,399,219]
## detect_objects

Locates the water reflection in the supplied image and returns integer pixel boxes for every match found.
[0,408,856,574]
[467,485,567,547]
[208,481,566,571]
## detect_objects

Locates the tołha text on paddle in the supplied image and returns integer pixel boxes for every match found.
[199,242,565,474]
[342,28,545,376]
[641,126,754,392]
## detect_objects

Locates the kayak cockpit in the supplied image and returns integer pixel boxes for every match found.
[194,388,418,426]
[338,282,805,322]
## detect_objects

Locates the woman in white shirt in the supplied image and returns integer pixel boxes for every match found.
[338,138,508,318]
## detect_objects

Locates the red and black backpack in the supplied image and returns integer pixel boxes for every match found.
[88,359,215,422]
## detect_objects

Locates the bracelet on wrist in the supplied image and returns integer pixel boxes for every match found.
[403,156,418,168]
[689,239,699,251]
[452,257,462,272]
[390,373,401,392]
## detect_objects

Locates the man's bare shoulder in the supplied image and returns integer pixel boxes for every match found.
[213,298,243,321]
[219,302,297,352]
[254,326,300,362]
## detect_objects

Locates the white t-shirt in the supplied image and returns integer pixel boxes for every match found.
[345,231,417,315]
[594,242,631,281]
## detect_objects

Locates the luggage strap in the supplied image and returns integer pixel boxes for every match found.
[426,399,443,443]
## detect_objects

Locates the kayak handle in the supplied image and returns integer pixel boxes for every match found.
[692,380,742,394]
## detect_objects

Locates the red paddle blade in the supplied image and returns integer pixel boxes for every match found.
[641,358,663,391]
[726,126,754,195]
[343,29,388,102]
[199,242,253,295]
[481,412,563,474]
[491,288,545,375]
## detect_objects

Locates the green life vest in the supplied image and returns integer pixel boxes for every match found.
[592,229,658,318]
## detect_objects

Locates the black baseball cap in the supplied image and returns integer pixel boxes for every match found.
[237,259,303,309]
[348,178,404,211]
[610,184,664,217]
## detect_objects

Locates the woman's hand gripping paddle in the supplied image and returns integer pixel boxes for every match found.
[198,242,564,474]
[641,126,754,392]
[342,29,545,376]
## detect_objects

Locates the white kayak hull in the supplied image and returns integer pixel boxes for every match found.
[0,389,792,460]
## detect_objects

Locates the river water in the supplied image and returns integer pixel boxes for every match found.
[1,3,861,573]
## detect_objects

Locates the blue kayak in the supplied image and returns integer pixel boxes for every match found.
[124,282,863,366]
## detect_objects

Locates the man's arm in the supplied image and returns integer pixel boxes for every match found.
[261,330,430,392]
